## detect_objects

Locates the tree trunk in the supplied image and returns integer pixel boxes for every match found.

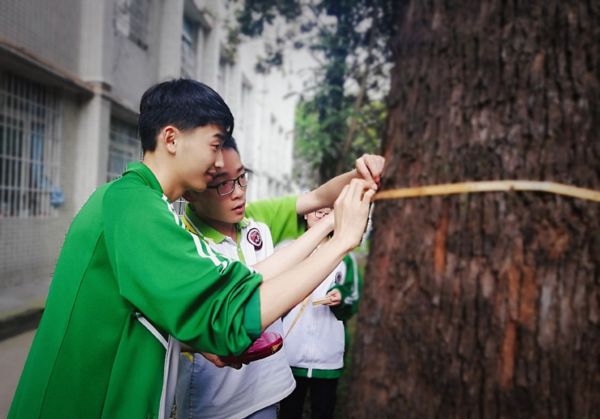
[347,1,599,418]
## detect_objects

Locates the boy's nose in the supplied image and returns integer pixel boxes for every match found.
[214,149,224,168]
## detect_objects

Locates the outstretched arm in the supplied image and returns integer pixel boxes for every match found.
[252,213,333,280]
[296,154,384,215]
[258,179,374,329]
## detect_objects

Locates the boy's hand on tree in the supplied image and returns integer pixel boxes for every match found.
[333,179,375,251]
[355,154,385,190]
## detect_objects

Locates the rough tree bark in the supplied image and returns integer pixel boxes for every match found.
[347,1,599,418]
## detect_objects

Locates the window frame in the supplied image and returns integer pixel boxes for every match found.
[107,117,142,182]
[115,0,150,50]
[0,73,62,218]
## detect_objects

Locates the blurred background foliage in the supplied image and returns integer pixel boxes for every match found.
[230,0,401,186]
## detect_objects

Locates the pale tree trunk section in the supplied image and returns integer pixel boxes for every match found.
[347,1,599,419]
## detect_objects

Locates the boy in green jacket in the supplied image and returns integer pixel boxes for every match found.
[8,79,374,419]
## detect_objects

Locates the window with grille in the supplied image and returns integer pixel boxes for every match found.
[107,117,141,181]
[0,73,62,218]
[181,16,198,79]
[115,0,150,49]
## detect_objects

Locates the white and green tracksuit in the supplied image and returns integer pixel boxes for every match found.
[176,196,304,419]
[282,253,362,379]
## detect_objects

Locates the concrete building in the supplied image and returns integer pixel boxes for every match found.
[0,0,298,296]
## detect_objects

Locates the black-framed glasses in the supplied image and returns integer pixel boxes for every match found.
[207,172,250,196]
[314,209,332,219]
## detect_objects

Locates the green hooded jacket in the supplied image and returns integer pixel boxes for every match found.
[8,162,262,419]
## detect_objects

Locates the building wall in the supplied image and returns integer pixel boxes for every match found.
[0,94,82,289]
[109,0,164,106]
[0,0,299,292]
[0,0,81,73]
[235,38,299,201]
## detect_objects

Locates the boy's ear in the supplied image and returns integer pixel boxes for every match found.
[161,126,178,154]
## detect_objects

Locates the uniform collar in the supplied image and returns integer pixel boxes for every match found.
[239,217,250,229]
[123,162,164,194]
[184,204,250,244]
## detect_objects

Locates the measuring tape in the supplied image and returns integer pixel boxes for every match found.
[373,180,600,202]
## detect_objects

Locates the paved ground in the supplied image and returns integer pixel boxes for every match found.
[0,329,35,417]
[0,278,48,416]
[0,278,48,341]
[0,278,48,318]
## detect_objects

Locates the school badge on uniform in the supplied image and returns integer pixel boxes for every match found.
[247,228,263,250]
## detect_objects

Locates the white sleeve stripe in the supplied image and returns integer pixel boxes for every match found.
[189,231,225,269]
[163,199,230,271]
[204,240,227,264]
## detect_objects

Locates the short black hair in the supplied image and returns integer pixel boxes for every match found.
[138,79,234,152]
[223,136,239,153]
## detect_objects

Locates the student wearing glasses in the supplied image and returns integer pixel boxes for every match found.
[177,138,384,419]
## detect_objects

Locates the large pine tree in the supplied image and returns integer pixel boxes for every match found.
[347,1,599,418]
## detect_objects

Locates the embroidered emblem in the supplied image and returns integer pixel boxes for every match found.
[247,228,263,250]
[335,271,343,284]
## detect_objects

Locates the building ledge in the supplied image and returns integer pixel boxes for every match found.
[0,37,94,98]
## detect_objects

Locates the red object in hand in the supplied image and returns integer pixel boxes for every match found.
[220,331,283,364]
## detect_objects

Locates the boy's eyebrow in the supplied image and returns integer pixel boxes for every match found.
[212,166,245,181]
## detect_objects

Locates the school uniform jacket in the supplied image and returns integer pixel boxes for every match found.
[8,162,263,419]
[282,261,347,377]
[330,253,363,321]
[279,249,362,379]
[176,197,302,419]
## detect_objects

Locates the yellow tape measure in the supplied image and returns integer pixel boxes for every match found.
[373,180,600,202]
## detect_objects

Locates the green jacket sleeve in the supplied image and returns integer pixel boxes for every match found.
[246,195,305,244]
[103,185,262,356]
[330,253,363,321]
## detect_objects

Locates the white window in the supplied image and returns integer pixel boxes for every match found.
[181,16,198,78]
[115,0,150,49]
[107,118,141,181]
[0,73,62,218]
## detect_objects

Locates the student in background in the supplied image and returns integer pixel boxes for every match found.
[331,251,364,372]
[279,209,362,419]
[177,136,384,419]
